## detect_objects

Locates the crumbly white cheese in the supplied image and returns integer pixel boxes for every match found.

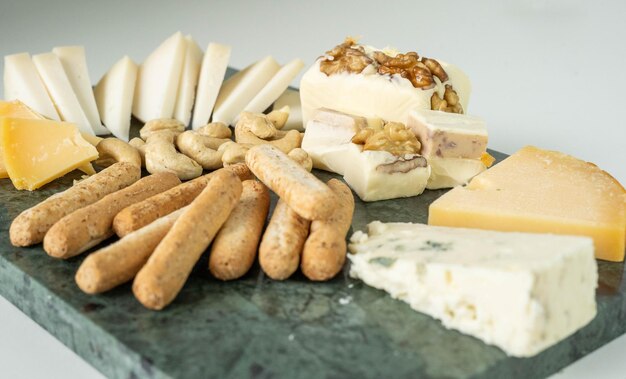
[348,222,598,357]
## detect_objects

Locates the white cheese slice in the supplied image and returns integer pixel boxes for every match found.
[52,46,107,135]
[243,58,304,115]
[32,53,94,135]
[173,35,203,126]
[132,31,186,122]
[348,222,598,358]
[426,157,486,190]
[94,56,138,141]
[3,53,59,121]
[273,89,302,131]
[212,56,280,125]
[191,42,231,129]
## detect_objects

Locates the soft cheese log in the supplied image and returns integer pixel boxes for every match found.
[191,42,231,129]
[429,146,626,261]
[348,221,598,357]
[3,53,59,121]
[53,46,108,135]
[173,35,203,126]
[94,56,138,141]
[299,44,471,127]
[212,56,280,125]
[242,58,304,115]
[273,89,303,131]
[132,32,186,122]
[32,53,94,135]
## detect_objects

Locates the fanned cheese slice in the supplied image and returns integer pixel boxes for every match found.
[429,146,626,261]
[94,56,138,142]
[191,42,231,129]
[1,117,98,190]
[173,35,203,125]
[132,32,186,122]
[3,53,59,120]
[212,56,280,125]
[243,58,304,115]
[273,89,302,131]
[32,53,94,135]
[52,46,108,135]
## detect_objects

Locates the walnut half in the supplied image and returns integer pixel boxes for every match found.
[352,121,421,156]
[431,85,463,114]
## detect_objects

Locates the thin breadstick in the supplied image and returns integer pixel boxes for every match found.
[75,207,186,294]
[133,170,242,310]
[301,179,354,281]
[245,144,336,220]
[209,180,270,280]
[9,162,140,247]
[43,172,181,259]
[112,164,252,237]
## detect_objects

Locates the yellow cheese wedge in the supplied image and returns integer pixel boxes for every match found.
[0,100,97,178]
[429,146,626,261]
[1,117,98,190]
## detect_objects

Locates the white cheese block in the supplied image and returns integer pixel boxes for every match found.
[52,46,107,135]
[273,88,302,131]
[3,53,60,121]
[212,56,280,125]
[32,53,94,135]
[191,42,231,129]
[94,56,138,141]
[426,157,486,190]
[173,35,203,126]
[243,58,304,115]
[299,58,471,127]
[132,31,186,122]
[348,222,598,357]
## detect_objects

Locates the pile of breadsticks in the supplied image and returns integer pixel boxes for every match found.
[9,130,354,310]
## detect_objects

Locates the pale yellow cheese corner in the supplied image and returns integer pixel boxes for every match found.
[1,117,98,190]
[429,146,626,261]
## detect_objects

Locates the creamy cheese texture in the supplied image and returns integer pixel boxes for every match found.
[429,146,626,261]
[348,221,598,357]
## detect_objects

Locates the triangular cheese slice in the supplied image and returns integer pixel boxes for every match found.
[94,56,138,141]
[243,58,304,115]
[273,89,302,131]
[53,46,108,135]
[3,53,60,121]
[173,35,203,126]
[191,42,231,129]
[132,32,186,122]
[1,117,98,190]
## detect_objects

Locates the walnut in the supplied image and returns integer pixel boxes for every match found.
[352,121,421,156]
[431,85,463,114]
[372,50,441,89]
[422,58,449,82]
[319,40,373,76]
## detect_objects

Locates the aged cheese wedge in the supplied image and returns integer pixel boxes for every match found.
[52,46,108,135]
[1,117,98,190]
[348,221,597,358]
[273,89,302,131]
[32,53,94,135]
[429,146,626,261]
[191,42,231,129]
[173,35,203,125]
[94,56,138,142]
[243,58,304,115]
[132,32,186,122]
[3,53,59,120]
[212,56,280,125]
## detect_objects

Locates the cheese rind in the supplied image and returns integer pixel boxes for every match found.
[348,221,598,357]
[1,117,98,190]
[173,36,203,125]
[191,42,231,129]
[429,146,626,261]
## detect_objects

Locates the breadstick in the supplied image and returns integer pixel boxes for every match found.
[75,207,186,294]
[112,164,252,237]
[301,179,355,281]
[245,144,336,220]
[43,172,181,259]
[133,170,242,310]
[209,180,270,281]
[9,162,140,247]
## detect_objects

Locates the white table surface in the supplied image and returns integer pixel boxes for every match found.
[1,1,625,378]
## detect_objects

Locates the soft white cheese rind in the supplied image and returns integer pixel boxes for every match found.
[348,222,598,357]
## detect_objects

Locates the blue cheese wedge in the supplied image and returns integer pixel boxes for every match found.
[348,221,597,357]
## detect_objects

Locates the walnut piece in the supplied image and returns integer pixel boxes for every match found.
[352,121,421,156]
[431,85,463,114]
[319,39,373,76]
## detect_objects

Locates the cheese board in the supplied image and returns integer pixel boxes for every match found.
[0,120,624,379]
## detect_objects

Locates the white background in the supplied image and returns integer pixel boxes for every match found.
[1,0,625,378]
